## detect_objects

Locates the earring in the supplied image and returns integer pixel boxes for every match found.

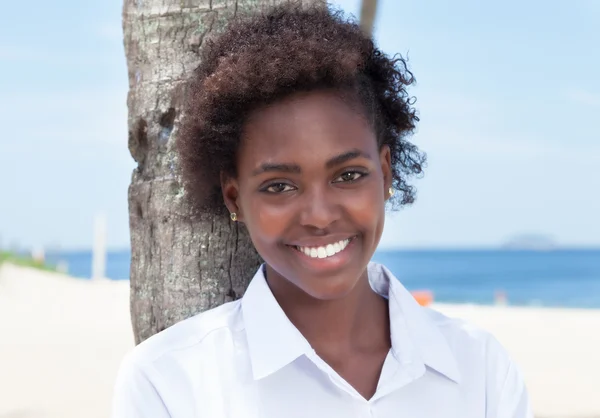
[388,187,395,197]
[230,212,238,222]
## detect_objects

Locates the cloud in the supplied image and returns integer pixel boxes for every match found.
[412,88,600,163]
[0,88,128,149]
[565,88,600,107]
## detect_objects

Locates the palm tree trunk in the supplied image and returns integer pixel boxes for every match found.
[123,0,323,344]
[359,0,378,36]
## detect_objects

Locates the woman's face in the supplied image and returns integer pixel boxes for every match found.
[223,90,392,300]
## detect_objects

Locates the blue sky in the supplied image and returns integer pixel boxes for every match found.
[0,0,598,250]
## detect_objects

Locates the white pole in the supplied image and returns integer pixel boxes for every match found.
[91,213,107,280]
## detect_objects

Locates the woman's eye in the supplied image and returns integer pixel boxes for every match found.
[264,183,295,193]
[333,171,365,183]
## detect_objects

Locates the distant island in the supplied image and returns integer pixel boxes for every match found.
[501,234,558,251]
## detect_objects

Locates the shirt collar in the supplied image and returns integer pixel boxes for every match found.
[367,263,461,383]
[242,265,313,380]
[242,262,461,383]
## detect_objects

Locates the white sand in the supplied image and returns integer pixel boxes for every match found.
[433,304,600,417]
[1,264,599,418]
[0,264,133,418]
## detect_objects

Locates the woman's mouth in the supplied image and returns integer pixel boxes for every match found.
[291,237,355,259]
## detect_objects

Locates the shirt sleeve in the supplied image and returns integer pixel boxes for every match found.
[486,336,534,418]
[495,361,533,418]
[111,354,171,418]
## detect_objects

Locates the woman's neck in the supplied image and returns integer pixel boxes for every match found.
[265,266,391,357]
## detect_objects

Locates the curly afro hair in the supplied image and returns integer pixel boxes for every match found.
[177,3,425,216]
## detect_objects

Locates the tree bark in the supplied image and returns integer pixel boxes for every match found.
[359,0,378,36]
[123,0,325,344]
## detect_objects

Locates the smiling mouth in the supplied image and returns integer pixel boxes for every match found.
[290,237,356,259]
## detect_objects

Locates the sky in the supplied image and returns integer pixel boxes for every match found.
[0,0,598,250]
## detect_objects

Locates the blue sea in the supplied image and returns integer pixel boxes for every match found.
[45,249,600,309]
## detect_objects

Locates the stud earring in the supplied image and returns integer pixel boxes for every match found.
[230,212,238,222]
[388,187,395,197]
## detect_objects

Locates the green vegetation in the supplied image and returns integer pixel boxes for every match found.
[0,251,56,272]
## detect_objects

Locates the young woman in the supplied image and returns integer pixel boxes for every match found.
[113,4,532,418]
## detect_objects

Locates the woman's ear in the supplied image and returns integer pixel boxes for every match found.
[220,172,242,221]
[379,145,393,197]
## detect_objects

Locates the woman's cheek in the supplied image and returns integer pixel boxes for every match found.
[252,199,292,241]
[347,185,383,220]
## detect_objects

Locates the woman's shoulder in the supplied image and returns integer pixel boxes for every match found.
[421,306,524,390]
[112,300,245,417]
[123,299,244,369]
[422,306,511,359]
[421,307,531,415]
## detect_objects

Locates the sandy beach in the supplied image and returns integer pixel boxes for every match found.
[1,264,599,418]
[0,264,133,418]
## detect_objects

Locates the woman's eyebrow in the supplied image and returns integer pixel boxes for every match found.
[251,149,371,176]
[325,149,371,168]
[252,163,302,176]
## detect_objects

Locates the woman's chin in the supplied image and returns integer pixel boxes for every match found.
[297,272,364,301]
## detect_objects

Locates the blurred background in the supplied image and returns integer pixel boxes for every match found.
[0,0,599,417]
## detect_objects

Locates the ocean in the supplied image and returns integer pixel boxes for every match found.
[44,249,600,309]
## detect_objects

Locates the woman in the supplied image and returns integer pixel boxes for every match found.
[113,4,532,418]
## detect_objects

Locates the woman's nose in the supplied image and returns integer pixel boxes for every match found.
[298,186,341,230]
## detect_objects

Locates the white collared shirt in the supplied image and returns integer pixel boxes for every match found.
[112,263,533,418]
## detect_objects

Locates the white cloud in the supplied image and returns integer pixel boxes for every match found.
[377,89,600,248]
[0,89,128,148]
[415,89,600,160]
[419,126,600,162]
[379,137,600,248]
[565,88,600,107]
[0,87,134,250]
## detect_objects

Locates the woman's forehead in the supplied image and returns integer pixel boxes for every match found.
[238,91,378,169]
[246,89,368,124]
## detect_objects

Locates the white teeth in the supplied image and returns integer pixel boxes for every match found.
[325,244,335,257]
[296,239,351,259]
